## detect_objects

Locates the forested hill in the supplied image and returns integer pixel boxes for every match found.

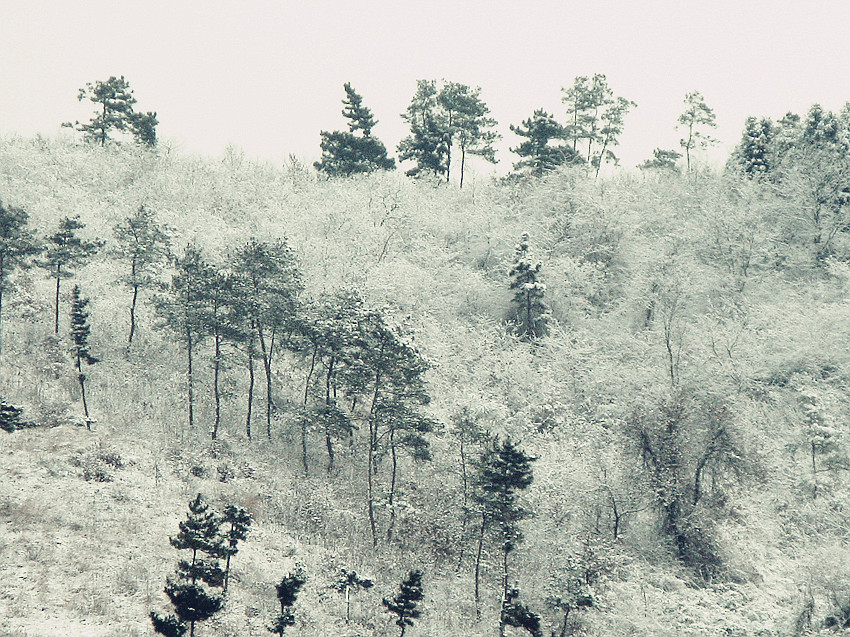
[2,133,850,637]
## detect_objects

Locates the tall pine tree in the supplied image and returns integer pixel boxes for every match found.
[70,285,98,426]
[37,216,102,334]
[0,201,40,356]
[472,436,536,626]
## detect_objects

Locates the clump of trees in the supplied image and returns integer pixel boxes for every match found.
[398,79,499,187]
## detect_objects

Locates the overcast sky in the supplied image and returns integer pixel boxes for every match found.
[2,1,849,174]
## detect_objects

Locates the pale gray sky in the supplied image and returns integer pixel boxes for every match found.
[2,1,849,173]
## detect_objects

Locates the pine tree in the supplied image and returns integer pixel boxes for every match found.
[382,569,424,637]
[154,245,210,429]
[398,80,449,180]
[268,570,307,636]
[472,436,536,623]
[678,90,718,172]
[0,201,40,356]
[0,400,32,433]
[509,233,549,340]
[730,116,776,178]
[502,586,543,637]
[152,494,226,637]
[331,569,373,623]
[113,205,171,347]
[509,109,576,176]
[593,96,636,178]
[315,83,395,177]
[221,505,252,592]
[70,285,98,426]
[66,76,158,147]
[638,148,682,172]
[37,216,103,334]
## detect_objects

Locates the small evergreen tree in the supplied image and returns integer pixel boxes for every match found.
[510,109,576,176]
[37,216,102,334]
[0,201,40,356]
[502,586,543,637]
[0,400,32,433]
[269,570,307,636]
[66,76,158,147]
[398,80,449,181]
[382,569,424,637]
[638,148,681,172]
[315,83,395,177]
[70,285,98,426]
[152,494,226,637]
[113,205,171,347]
[331,568,374,623]
[509,233,549,339]
[730,116,776,178]
[221,505,252,592]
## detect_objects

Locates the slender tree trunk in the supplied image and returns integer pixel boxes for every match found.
[345,584,351,623]
[474,512,486,619]
[212,331,221,440]
[257,321,273,439]
[366,363,383,548]
[224,553,232,592]
[558,607,571,637]
[325,357,336,473]
[246,324,255,440]
[460,144,466,188]
[387,428,397,542]
[0,256,5,356]
[186,328,194,429]
[457,434,469,571]
[128,258,138,346]
[499,546,510,637]
[301,346,317,476]
[54,265,61,333]
[76,354,90,424]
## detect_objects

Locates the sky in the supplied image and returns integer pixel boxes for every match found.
[2,1,850,175]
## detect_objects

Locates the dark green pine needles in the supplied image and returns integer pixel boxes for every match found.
[383,569,424,637]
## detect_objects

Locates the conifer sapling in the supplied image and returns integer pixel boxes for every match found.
[269,570,307,636]
[332,568,374,623]
[382,569,424,637]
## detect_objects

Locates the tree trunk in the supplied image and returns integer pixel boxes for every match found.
[212,332,221,440]
[0,256,5,356]
[460,144,466,189]
[76,354,90,423]
[54,265,61,334]
[474,512,486,619]
[387,428,397,542]
[246,325,255,440]
[128,256,139,346]
[325,357,336,473]
[499,546,510,637]
[257,322,273,439]
[366,364,383,548]
[186,327,194,429]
